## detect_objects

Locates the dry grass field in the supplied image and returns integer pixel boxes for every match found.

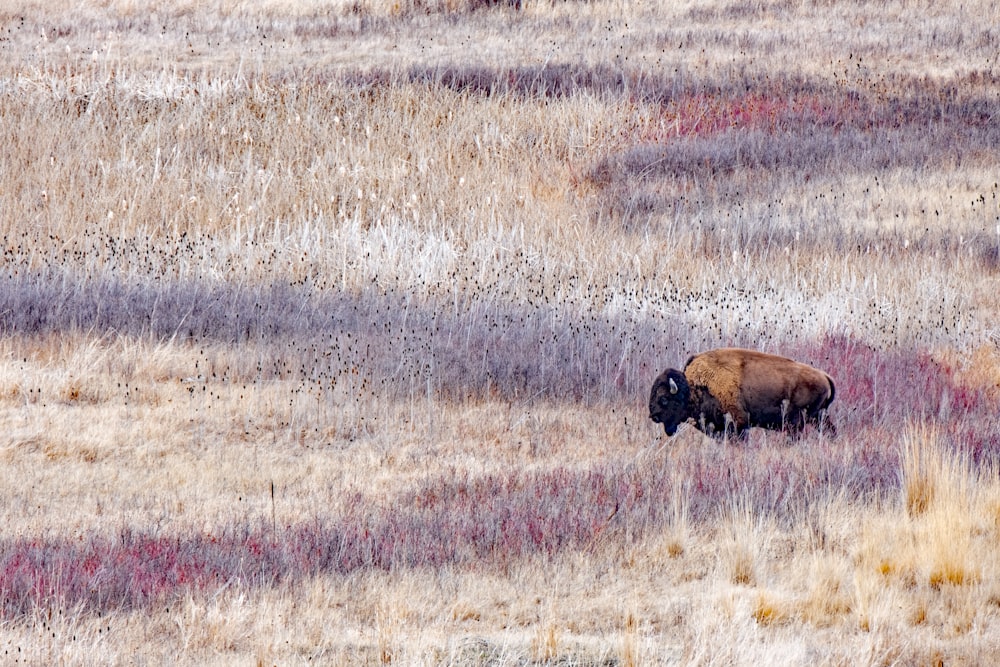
[1,0,1000,663]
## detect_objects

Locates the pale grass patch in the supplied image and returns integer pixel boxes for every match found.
[901,425,983,589]
[624,476,690,569]
[851,563,904,635]
[662,482,690,559]
[0,333,646,536]
[530,621,561,662]
[718,499,770,587]
[849,426,999,635]
[798,554,853,628]
[682,591,812,666]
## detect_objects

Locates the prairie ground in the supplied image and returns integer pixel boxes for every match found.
[1,0,999,664]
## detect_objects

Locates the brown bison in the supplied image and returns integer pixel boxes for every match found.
[648,348,835,439]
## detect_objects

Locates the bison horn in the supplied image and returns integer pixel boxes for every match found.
[669,378,678,394]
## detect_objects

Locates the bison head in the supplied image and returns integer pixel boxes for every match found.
[649,369,691,435]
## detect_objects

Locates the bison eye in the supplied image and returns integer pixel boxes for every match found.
[658,395,671,407]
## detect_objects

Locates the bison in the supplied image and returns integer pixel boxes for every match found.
[648,348,835,439]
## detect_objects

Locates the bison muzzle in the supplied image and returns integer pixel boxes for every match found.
[649,348,835,439]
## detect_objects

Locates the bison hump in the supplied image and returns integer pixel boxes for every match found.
[683,351,747,426]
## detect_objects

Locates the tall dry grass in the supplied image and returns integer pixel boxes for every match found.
[0,0,999,663]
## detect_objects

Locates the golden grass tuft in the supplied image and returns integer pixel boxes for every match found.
[902,423,941,517]
[903,426,982,590]
[943,345,1000,401]
[799,555,853,627]
[531,622,561,662]
[619,613,638,667]
[751,591,792,627]
[719,501,767,587]
[664,536,685,559]
[661,483,689,559]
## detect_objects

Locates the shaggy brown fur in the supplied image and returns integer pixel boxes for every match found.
[649,348,836,439]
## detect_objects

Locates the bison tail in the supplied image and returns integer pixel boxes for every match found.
[824,373,836,408]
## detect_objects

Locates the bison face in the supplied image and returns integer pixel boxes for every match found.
[649,369,691,436]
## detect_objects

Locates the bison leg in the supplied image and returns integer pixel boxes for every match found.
[788,409,836,438]
[792,412,810,436]
[818,411,837,437]
[721,413,750,442]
